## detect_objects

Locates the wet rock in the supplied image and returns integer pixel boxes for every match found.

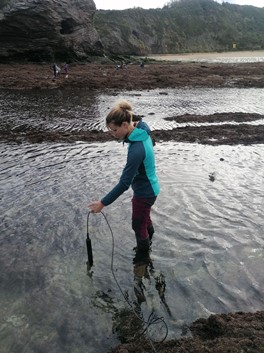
[1,62,264,90]
[209,173,215,182]
[109,311,264,353]
[0,0,103,62]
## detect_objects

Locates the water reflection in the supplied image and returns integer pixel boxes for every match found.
[133,251,172,319]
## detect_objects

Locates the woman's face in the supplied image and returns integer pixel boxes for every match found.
[107,122,130,139]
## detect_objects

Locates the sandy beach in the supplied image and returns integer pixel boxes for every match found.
[148,50,264,62]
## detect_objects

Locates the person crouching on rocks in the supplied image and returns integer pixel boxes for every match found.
[88,100,160,256]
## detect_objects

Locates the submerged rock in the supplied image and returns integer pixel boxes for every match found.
[0,0,103,62]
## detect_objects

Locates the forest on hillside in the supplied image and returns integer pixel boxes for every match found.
[94,0,264,55]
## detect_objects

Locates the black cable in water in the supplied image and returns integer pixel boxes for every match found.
[86,211,93,266]
[86,211,168,351]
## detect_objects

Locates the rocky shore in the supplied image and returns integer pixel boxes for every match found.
[1,61,264,145]
[1,61,264,91]
[110,311,264,353]
[1,61,264,352]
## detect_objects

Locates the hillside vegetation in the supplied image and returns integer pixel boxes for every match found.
[94,0,264,55]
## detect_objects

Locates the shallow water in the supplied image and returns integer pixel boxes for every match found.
[1,87,264,134]
[1,86,264,353]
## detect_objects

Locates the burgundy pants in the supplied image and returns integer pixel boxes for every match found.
[132,196,157,240]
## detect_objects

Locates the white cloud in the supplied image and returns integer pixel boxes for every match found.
[94,0,264,10]
[94,0,166,10]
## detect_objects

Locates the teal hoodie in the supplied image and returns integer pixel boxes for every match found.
[101,120,160,206]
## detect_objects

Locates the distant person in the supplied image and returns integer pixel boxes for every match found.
[140,61,145,69]
[52,63,57,78]
[64,63,69,77]
[52,63,61,78]
[56,64,61,76]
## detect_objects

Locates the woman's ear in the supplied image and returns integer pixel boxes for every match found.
[122,121,129,128]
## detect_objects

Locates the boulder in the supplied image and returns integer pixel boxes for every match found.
[0,0,104,62]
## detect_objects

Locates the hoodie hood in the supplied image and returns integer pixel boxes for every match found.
[137,120,151,134]
[126,120,150,143]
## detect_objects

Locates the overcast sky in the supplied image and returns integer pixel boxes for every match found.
[94,0,263,10]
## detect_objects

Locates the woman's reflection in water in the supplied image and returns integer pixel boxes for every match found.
[133,251,172,317]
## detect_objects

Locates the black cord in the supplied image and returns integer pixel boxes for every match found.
[87,211,168,350]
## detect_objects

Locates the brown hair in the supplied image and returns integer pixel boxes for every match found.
[106,100,133,127]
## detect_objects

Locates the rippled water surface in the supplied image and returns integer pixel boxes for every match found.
[1,87,264,133]
[1,85,264,353]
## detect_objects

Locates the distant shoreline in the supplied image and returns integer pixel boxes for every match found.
[148,50,264,63]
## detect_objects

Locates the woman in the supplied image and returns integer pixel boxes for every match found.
[88,100,160,254]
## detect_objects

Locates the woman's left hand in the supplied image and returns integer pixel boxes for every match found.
[88,201,104,213]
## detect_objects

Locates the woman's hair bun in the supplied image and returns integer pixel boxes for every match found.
[115,100,132,112]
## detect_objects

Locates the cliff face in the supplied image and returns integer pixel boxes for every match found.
[94,9,155,56]
[0,0,103,62]
[95,1,264,56]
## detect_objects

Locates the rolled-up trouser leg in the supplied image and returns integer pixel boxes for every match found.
[132,196,157,252]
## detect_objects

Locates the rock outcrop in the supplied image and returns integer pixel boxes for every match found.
[0,0,103,62]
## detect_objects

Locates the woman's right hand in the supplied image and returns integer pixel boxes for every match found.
[88,201,104,213]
